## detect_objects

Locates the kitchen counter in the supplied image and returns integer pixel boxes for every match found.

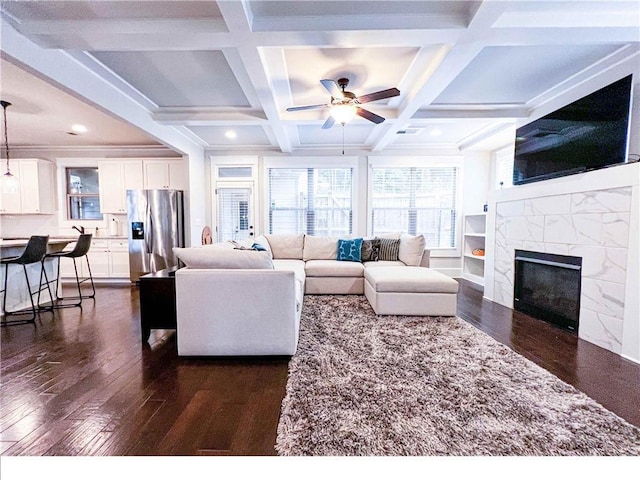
[1,238,76,316]
[0,236,128,248]
[0,237,79,249]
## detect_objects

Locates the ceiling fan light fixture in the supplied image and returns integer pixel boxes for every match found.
[330,104,356,125]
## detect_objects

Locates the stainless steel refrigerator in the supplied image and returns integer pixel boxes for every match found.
[127,189,184,282]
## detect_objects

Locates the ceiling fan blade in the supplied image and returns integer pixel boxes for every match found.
[356,107,385,124]
[286,104,329,112]
[321,116,335,129]
[356,87,400,104]
[320,79,344,99]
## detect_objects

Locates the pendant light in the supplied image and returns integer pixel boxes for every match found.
[1,100,19,194]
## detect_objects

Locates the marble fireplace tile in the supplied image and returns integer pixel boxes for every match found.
[602,212,630,247]
[521,240,545,252]
[506,216,544,242]
[581,278,625,319]
[579,308,623,354]
[569,245,627,284]
[541,243,570,255]
[571,187,632,214]
[524,195,571,216]
[496,200,524,217]
[544,214,602,245]
[494,278,514,308]
[544,215,580,244]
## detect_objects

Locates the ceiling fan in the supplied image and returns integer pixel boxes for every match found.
[287,78,400,129]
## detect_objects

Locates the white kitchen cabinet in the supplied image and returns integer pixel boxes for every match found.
[98,160,143,214]
[143,160,185,190]
[0,159,55,214]
[107,239,130,277]
[59,239,129,280]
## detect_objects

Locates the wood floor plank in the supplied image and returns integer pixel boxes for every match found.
[1,281,638,457]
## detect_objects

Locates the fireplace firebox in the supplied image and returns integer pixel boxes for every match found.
[514,250,582,332]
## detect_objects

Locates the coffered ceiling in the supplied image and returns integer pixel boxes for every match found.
[1,0,638,154]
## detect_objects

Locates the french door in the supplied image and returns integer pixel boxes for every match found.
[215,182,255,242]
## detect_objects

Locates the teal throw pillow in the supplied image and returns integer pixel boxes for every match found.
[252,242,267,251]
[337,238,363,262]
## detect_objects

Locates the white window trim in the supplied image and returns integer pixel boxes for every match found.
[55,158,104,231]
[367,156,463,258]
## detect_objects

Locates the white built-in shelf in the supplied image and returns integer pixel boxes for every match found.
[462,213,487,287]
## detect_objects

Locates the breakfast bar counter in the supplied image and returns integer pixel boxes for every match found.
[1,237,76,316]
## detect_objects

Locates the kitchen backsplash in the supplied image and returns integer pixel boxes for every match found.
[0,213,127,238]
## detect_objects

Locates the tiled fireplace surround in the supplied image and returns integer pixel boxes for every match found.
[484,163,640,363]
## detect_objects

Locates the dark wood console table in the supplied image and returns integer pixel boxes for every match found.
[139,268,177,342]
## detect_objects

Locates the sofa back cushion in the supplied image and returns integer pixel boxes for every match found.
[173,246,274,269]
[399,234,426,266]
[264,234,305,259]
[303,236,338,261]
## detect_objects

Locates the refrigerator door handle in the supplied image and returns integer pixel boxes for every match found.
[145,204,153,254]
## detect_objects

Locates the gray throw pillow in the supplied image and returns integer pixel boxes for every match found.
[377,238,400,261]
[361,239,381,262]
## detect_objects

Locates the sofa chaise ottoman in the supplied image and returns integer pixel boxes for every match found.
[364,266,459,316]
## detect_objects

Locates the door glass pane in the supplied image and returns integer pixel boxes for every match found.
[217,187,252,242]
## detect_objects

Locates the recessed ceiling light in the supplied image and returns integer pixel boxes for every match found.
[429,128,443,137]
[225,130,237,139]
[71,124,88,134]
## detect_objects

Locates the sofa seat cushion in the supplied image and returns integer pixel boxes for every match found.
[305,259,364,277]
[273,259,306,281]
[363,260,406,268]
[364,266,459,294]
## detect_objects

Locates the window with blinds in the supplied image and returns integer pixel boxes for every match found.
[370,166,458,248]
[268,167,353,236]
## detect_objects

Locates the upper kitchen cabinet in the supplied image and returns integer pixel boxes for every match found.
[143,160,185,190]
[98,160,143,214]
[0,159,55,214]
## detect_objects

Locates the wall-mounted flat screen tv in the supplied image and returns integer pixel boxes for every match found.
[513,74,633,185]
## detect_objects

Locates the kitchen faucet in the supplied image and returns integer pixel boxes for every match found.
[72,225,85,234]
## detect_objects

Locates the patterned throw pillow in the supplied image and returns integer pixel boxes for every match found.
[337,238,363,262]
[361,239,381,262]
[377,238,400,261]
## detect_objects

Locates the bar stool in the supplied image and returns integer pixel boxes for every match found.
[43,234,95,308]
[1,235,54,325]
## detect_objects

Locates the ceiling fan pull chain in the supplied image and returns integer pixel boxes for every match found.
[342,124,345,155]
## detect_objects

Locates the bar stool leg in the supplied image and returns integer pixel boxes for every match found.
[1,263,37,325]
[84,256,96,299]
[36,259,55,312]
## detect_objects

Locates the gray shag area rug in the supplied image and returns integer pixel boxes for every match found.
[276,295,640,456]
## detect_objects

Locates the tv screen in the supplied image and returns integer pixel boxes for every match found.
[513,74,633,185]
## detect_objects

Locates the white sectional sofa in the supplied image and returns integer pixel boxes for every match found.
[173,233,458,357]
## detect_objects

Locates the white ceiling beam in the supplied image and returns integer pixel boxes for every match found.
[251,14,468,32]
[14,19,228,36]
[413,107,530,120]
[217,0,293,153]
[153,108,268,125]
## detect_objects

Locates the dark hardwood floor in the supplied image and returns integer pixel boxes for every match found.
[1,279,638,456]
